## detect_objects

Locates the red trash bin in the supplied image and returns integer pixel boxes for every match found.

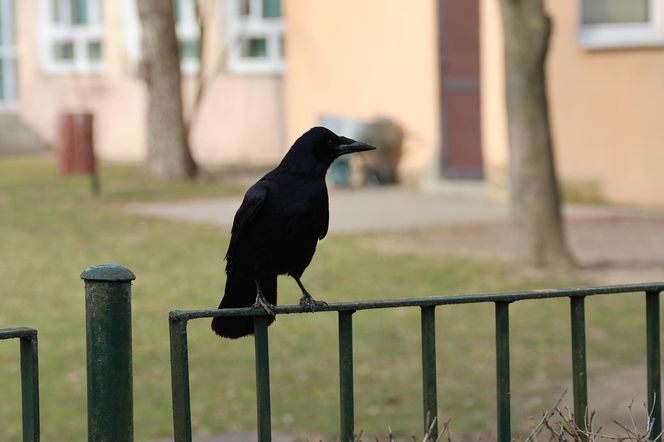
[57,112,96,176]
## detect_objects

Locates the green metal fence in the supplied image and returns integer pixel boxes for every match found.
[0,327,40,442]
[169,283,664,442]
[1,266,663,442]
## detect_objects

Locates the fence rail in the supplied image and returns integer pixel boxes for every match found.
[0,327,40,442]
[169,282,664,442]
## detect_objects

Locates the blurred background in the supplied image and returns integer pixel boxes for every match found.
[1,0,663,440]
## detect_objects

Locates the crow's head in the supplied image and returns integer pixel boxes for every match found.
[309,126,375,161]
[280,126,375,176]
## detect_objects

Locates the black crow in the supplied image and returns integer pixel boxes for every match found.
[212,127,375,339]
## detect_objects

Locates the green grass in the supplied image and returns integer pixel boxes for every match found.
[0,155,651,441]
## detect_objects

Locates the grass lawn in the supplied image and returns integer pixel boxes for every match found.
[0,155,653,441]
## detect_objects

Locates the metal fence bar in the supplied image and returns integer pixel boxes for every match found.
[0,327,40,442]
[81,264,136,442]
[254,316,272,442]
[420,306,438,440]
[646,290,661,441]
[170,283,664,321]
[495,301,511,442]
[169,317,192,442]
[0,327,36,340]
[20,333,40,442]
[570,296,588,440]
[339,311,355,442]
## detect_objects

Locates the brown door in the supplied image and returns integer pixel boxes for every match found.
[439,0,483,179]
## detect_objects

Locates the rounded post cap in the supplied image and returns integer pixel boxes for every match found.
[81,264,136,282]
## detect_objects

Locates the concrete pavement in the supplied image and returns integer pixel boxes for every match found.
[125,186,619,234]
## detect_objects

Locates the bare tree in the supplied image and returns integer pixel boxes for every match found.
[137,0,198,180]
[498,0,574,268]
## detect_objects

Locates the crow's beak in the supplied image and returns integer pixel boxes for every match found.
[336,137,376,156]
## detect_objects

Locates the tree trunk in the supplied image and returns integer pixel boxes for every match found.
[137,0,198,180]
[498,0,574,268]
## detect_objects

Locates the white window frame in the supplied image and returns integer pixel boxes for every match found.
[224,0,284,74]
[578,0,664,49]
[39,0,104,74]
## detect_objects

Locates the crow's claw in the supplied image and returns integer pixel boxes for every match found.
[253,294,276,318]
[299,294,328,312]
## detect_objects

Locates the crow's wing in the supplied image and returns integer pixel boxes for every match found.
[225,181,268,264]
[318,186,329,240]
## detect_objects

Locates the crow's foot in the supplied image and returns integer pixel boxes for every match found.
[253,294,276,318]
[299,293,328,312]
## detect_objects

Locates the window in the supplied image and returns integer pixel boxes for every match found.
[121,0,201,75]
[174,0,200,74]
[225,0,284,74]
[0,0,18,108]
[40,0,103,73]
[578,0,664,49]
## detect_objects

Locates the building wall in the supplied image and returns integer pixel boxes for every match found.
[481,0,664,206]
[16,1,664,205]
[479,0,509,196]
[282,0,441,180]
[14,0,286,166]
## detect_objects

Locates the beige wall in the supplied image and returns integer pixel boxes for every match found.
[481,0,664,206]
[480,0,509,196]
[283,0,441,180]
[14,0,285,167]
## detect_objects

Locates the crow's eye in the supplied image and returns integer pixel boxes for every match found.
[327,139,334,146]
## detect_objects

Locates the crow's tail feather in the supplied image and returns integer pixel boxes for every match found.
[211,273,277,339]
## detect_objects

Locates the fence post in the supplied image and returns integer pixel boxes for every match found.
[1,327,40,442]
[20,331,40,442]
[81,264,136,442]
[495,301,511,442]
[339,311,355,442]
[170,316,193,442]
[646,290,661,441]
[420,306,438,440]
[254,316,272,442]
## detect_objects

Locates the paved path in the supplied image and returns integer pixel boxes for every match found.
[125,186,619,234]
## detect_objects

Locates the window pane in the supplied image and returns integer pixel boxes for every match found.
[52,0,66,24]
[174,0,195,23]
[173,0,181,21]
[51,0,57,23]
[239,0,250,16]
[179,38,199,60]
[582,0,649,25]
[0,2,4,46]
[87,40,102,61]
[263,0,280,18]
[2,0,14,45]
[0,60,4,100]
[72,0,88,25]
[279,35,284,58]
[53,41,74,60]
[241,37,267,58]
